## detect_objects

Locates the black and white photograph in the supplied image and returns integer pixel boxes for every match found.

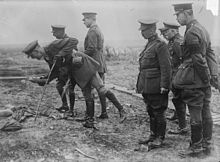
[0,0,220,161]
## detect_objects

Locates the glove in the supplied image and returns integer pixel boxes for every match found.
[53,55,63,63]
[39,75,48,79]
[29,77,47,86]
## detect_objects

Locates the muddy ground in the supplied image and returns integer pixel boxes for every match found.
[0,48,220,162]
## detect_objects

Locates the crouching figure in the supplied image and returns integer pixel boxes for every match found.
[23,39,126,128]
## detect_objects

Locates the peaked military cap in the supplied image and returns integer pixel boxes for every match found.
[51,25,66,32]
[163,22,180,29]
[82,12,97,20]
[173,3,193,15]
[158,27,168,34]
[138,19,158,31]
[22,40,38,57]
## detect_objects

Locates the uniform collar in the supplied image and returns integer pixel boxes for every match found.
[63,34,69,39]
[170,33,180,42]
[148,34,158,43]
[90,23,98,29]
[186,19,198,31]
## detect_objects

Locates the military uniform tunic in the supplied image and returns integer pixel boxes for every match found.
[137,35,171,94]
[84,24,107,73]
[173,19,218,89]
[168,33,183,75]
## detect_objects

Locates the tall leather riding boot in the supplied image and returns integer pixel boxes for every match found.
[191,124,203,148]
[149,111,166,148]
[68,92,75,116]
[105,90,126,122]
[58,88,68,106]
[179,124,203,157]
[83,100,95,128]
[98,94,108,119]
[56,87,69,112]
[202,120,213,154]
[139,117,157,145]
[75,100,91,122]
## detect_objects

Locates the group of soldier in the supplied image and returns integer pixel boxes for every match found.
[22,3,218,158]
[137,3,218,157]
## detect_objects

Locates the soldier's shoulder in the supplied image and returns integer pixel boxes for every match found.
[89,25,101,34]
[187,23,201,37]
[156,38,167,47]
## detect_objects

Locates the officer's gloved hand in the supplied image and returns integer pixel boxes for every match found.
[53,55,63,63]
[160,87,169,94]
[39,75,48,79]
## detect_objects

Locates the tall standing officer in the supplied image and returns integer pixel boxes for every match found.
[82,12,108,119]
[137,19,172,148]
[159,22,188,135]
[172,3,218,157]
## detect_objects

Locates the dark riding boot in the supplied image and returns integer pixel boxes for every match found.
[149,114,166,148]
[179,124,204,158]
[67,92,76,117]
[98,95,108,119]
[202,120,213,155]
[139,117,157,145]
[75,100,91,122]
[83,100,95,128]
[105,90,127,123]
[56,87,69,113]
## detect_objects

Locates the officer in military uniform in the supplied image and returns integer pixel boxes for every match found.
[159,22,188,135]
[137,19,172,148]
[172,3,218,157]
[23,40,126,129]
[23,25,78,116]
[82,12,108,119]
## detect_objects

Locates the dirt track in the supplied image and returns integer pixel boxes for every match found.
[0,50,220,162]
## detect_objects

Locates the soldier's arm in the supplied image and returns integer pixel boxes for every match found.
[84,30,98,57]
[206,43,219,90]
[157,42,172,90]
[186,30,210,83]
[206,43,218,76]
[57,38,79,57]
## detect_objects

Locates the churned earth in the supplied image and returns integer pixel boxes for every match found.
[0,47,220,162]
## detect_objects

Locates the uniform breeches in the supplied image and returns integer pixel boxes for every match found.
[181,87,213,145]
[181,87,212,125]
[82,72,108,101]
[82,72,123,111]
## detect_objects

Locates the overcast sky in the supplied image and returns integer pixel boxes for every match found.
[0,0,219,47]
